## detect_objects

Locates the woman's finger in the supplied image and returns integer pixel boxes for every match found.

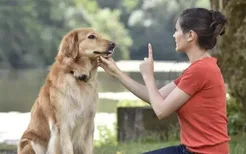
[148,43,153,60]
[98,63,105,68]
[107,57,114,62]
[97,57,101,62]
[100,56,110,65]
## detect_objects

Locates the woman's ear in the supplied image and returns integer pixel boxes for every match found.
[59,31,79,59]
[187,30,196,42]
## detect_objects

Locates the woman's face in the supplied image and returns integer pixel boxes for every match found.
[173,19,190,52]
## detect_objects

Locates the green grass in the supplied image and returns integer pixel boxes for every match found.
[1,134,245,154]
[94,141,179,154]
[94,133,246,154]
[229,133,246,154]
[0,143,16,150]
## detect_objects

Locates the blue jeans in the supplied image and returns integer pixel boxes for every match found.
[142,144,193,154]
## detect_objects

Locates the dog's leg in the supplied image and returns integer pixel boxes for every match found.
[76,135,94,154]
[46,120,60,154]
[18,138,46,154]
[78,122,94,154]
[85,133,94,154]
[18,138,35,154]
[60,125,74,154]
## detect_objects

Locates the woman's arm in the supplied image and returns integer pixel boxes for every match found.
[144,76,190,119]
[117,70,176,103]
[98,57,177,103]
[139,44,190,119]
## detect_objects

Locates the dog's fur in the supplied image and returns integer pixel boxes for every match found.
[17,28,115,154]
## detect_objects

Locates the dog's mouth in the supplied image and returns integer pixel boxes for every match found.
[93,42,116,56]
[93,50,114,56]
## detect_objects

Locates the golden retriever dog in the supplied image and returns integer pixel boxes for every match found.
[17,28,115,154]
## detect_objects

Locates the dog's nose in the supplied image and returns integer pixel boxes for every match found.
[108,42,116,50]
[78,74,88,81]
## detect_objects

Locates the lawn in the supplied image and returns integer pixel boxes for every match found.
[94,141,179,154]
[94,133,246,154]
[1,134,245,154]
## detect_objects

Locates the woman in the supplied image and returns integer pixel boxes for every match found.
[97,8,230,154]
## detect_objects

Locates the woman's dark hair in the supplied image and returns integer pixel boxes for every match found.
[178,8,227,50]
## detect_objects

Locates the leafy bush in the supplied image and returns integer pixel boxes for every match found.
[227,95,246,135]
[95,125,117,147]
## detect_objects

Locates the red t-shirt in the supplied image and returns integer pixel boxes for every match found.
[174,57,230,154]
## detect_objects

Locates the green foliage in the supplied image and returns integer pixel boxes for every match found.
[229,133,246,154]
[227,95,246,135]
[122,0,140,12]
[73,0,210,61]
[126,0,210,60]
[0,0,132,69]
[95,125,117,147]
[74,0,98,13]
[0,0,40,68]
[83,8,133,60]
[0,0,71,69]
[68,0,133,61]
[0,0,211,68]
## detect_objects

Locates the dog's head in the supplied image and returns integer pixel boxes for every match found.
[53,28,115,83]
[58,28,115,59]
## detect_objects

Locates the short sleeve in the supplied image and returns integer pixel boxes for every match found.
[177,65,207,96]
[174,75,182,85]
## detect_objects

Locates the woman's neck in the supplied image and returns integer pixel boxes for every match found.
[186,46,211,63]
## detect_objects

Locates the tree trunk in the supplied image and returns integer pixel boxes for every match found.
[211,0,246,111]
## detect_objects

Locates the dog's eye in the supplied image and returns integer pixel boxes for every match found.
[88,35,96,39]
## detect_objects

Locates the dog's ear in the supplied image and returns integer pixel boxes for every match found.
[59,31,79,59]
